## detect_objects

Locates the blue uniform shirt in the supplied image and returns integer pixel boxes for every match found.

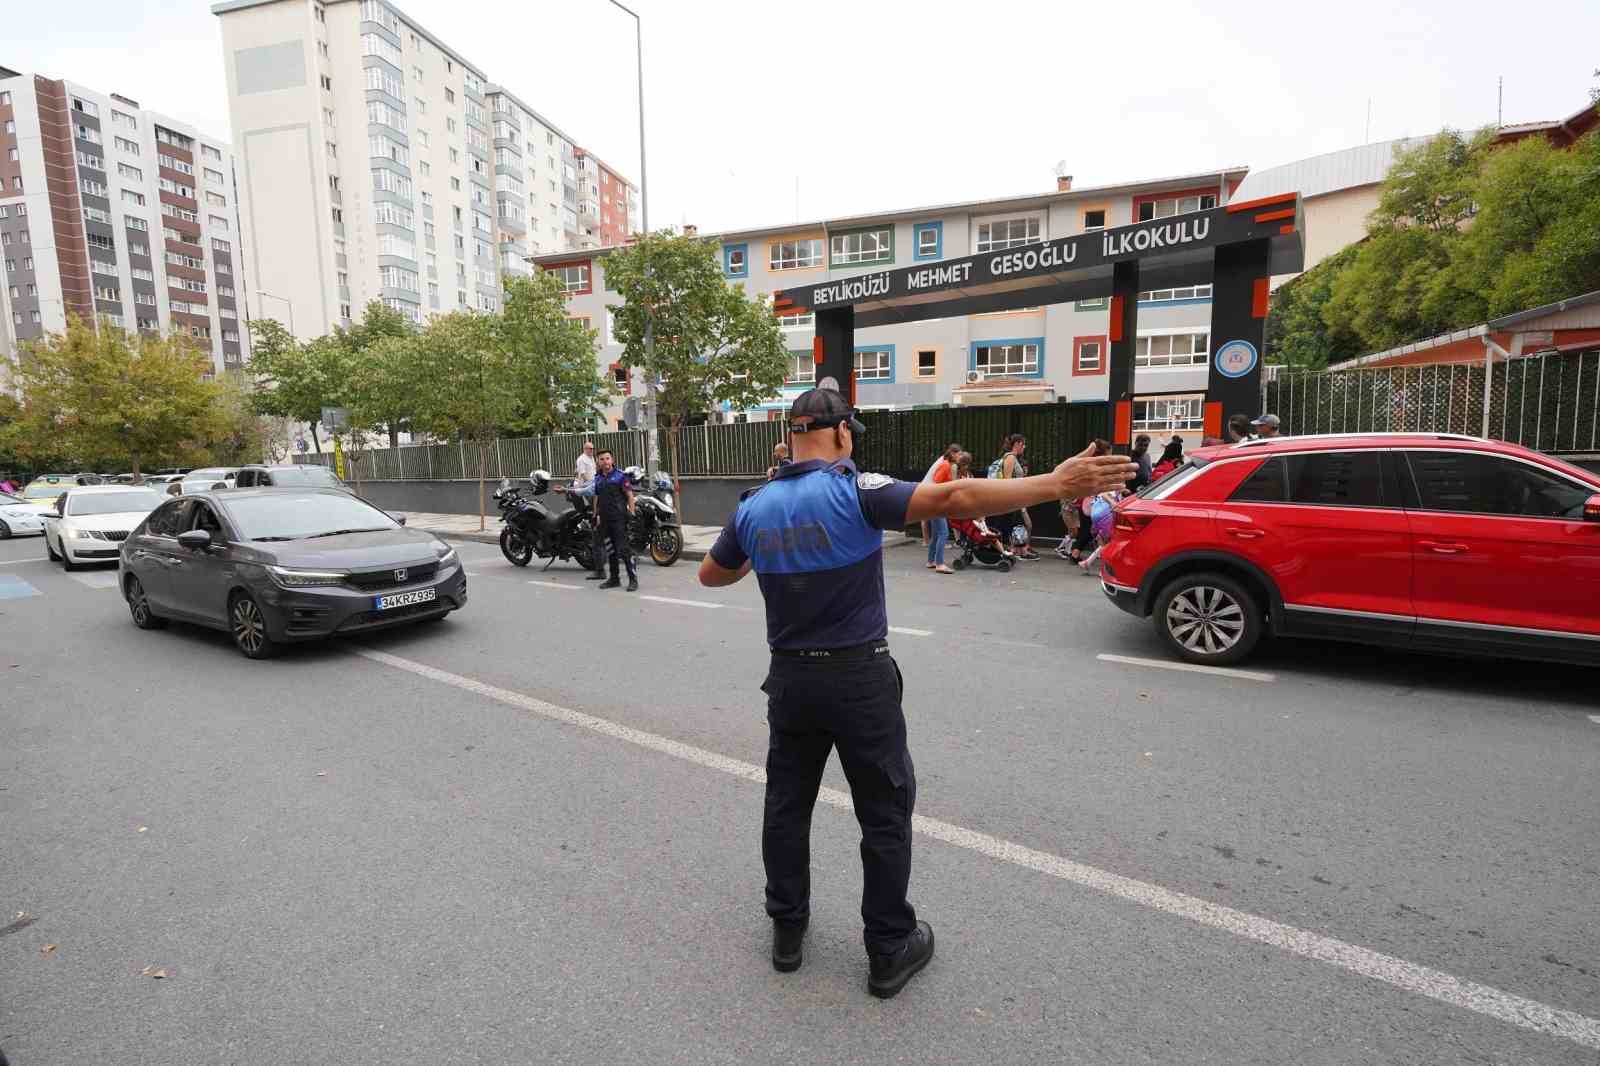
[710,457,917,650]
[575,468,633,516]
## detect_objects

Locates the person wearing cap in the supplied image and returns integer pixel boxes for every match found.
[1252,413,1282,438]
[698,385,1136,998]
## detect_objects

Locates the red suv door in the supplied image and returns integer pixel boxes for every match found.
[1211,448,1414,633]
[1401,449,1600,643]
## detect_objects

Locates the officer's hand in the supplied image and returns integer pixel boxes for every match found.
[1052,445,1139,499]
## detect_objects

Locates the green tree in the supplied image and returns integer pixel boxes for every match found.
[496,272,609,434]
[603,230,787,487]
[247,318,347,453]
[11,317,224,479]
[205,370,284,466]
[336,301,418,447]
[1263,246,1363,369]
[410,312,516,529]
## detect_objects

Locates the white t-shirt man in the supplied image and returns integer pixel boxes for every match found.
[574,447,597,489]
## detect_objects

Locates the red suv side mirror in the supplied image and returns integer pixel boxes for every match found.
[1585,494,1600,522]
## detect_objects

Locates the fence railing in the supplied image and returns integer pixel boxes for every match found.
[297,401,1113,481]
[1265,348,1600,453]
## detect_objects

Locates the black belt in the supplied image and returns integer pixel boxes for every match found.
[771,639,889,661]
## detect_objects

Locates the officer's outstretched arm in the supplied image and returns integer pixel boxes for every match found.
[905,445,1138,523]
[698,555,752,587]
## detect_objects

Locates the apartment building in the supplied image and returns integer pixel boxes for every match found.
[213,0,637,340]
[535,169,1245,441]
[0,67,246,374]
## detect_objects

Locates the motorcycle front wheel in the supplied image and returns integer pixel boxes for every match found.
[650,526,683,567]
[500,527,534,567]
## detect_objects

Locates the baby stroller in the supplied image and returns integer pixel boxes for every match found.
[949,518,1014,572]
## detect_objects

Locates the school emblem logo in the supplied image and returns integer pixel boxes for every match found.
[1214,339,1258,379]
[857,473,894,490]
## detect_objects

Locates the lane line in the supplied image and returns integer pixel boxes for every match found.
[1589,715,1600,726]
[351,645,1599,1052]
[0,557,48,566]
[1097,653,1276,683]
[67,571,120,590]
[526,580,579,591]
[888,625,933,637]
[639,594,726,610]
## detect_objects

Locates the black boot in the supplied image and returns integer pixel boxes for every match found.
[599,575,620,589]
[586,570,605,580]
[625,575,638,592]
[867,921,934,999]
[772,918,806,973]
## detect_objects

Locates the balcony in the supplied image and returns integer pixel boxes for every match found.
[578,198,599,221]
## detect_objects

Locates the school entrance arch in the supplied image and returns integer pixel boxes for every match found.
[772,193,1305,444]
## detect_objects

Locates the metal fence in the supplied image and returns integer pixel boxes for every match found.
[1265,348,1600,454]
[296,401,1112,481]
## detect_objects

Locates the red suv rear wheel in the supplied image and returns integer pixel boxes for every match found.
[1152,571,1264,666]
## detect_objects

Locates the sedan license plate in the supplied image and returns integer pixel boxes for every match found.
[375,588,437,611]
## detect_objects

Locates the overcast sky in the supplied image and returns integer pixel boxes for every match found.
[8,0,1597,234]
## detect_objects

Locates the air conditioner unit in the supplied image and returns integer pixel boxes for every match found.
[965,370,985,385]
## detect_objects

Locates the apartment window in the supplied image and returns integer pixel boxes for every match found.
[975,217,1040,252]
[369,135,408,165]
[30,310,40,324]
[445,88,455,104]
[126,217,148,232]
[223,329,239,343]
[1073,336,1105,374]
[135,292,156,306]
[769,238,823,271]
[377,233,416,258]
[361,33,402,66]
[321,75,334,92]
[106,109,133,130]
[208,214,229,231]
[327,141,337,158]
[1132,394,1205,434]
[1134,331,1210,368]
[77,150,105,171]
[212,238,230,252]
[202,144,222,162]
[122,189,146,207]
[95,285,119,301]
[26,283,37,297]
[9,312,18,326]
[83,206,112,224]
[1074,296,1109,312]
[130,267,154,282]
[367,100,404,130]
[913,222,942,261]
[777,311,814,331]
[114,136,139,156]
[166,251,205,269]
[23,257,32,270]
[445,116,457,134]
[6,148,17,162]
[450,176,461,191]
[372,169,413,199]
[973,340,1041,377]
[159,153,194,176]
[379,265,419,292]
[1137,193,1216,222]
[854,346,893,382]
[129,243,148,256]
[0,93,10,106]
[331,207,344,224]
[73,97,99,117]
[785,350,815,385]
[158,178,193,198]
[3,119,13,134]
[915,349,938,379]
[1082,208,1107,231]
[318,40,329,58]
[830,226,893,267]
[373,202,415,230]
[118,162,143,181]
[417,130,429,148]
[89,233,118,252]
[206,192,226,208]
[553,263,590,294]
[1138,284,1212,303]
[215,261,231,275]
[449,148,460,164]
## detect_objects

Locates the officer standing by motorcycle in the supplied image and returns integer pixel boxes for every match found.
[698,385,1135,998]
[567,448,638,591]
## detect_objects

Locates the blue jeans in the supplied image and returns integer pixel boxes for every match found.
[926,517,948,566]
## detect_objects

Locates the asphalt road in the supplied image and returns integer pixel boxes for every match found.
[1,527,1598,1064]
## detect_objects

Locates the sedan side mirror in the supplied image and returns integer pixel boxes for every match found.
[1585,494,1600,522]
[389,512,407,526]
[177,529,212,550]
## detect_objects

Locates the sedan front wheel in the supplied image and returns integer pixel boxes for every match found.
[126,576,168,630]
[230,592,280,659]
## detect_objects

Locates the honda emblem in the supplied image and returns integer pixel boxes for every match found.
[394,568,408,582]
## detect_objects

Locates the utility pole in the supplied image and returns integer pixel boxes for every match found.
[608,0,658,480]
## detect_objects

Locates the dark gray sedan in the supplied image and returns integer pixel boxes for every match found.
[117,489,467,658]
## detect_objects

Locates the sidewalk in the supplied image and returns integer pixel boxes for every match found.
[405,512,912,562]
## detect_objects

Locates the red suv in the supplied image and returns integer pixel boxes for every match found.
[1100,434,1600,666]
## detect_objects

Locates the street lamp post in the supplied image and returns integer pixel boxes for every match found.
[606,0,659,480]
[256,290,296,338]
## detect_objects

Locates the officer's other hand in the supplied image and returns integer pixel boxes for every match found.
[1053,445,1139,498]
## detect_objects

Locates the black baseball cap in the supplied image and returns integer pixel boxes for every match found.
[788,387,866,436]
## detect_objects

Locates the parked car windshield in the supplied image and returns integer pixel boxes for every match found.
[181,468,234,486]
[265,465,345,487]
[221,493,398,541]
[66,490,164,516]
[23,482,69,500]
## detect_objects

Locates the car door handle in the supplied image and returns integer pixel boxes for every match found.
[1418,541,1468,555]
[1224,526,1265,539]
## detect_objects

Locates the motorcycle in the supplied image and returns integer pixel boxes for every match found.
[624,467,684,567]
[493,470,597,571]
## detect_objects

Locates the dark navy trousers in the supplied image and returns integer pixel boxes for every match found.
[760,648,917,955]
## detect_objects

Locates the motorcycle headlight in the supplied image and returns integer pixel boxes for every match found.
[266,565,347,587]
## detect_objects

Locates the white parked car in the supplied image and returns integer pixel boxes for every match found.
[178,467,239,495]
[1,492,45,539]
[42,485,166,570]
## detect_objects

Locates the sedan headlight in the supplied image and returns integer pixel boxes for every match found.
[266,564,347,587]
[433,543,459,567]
[65,527,100,541]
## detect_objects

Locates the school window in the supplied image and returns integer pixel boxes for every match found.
[1074,337,1105,374]
[913,222,942,260]
[1137,193,1216,222]
[1139,284,1212,303]
[553,263,590,294]
[769,238,822,271]
[777,311,814,330]
[915,349,937,378]
[973,341,1040,376]
[1132,394,1205,433]
[854,347,892,382]
[722,243,747,278]
[1134,331,1209,368]
[1082,208,1107,230]
[612,365,629,390]
[1074,297,1109,311]
[975,217,1040,253]
[785,350,815,385]
[830,226,892,267]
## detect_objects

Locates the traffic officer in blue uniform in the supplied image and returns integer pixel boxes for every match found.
[698,385,1136,997]
[568,449,638,591]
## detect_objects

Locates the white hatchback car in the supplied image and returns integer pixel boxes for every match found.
[1,492,46,539]
[43,485,166,570]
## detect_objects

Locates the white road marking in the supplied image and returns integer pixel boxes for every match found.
[640,594,724,610]
[0,557,47,566]
[1097,653,1276,683]
[67,571,120,590]
[526,580,578,591]
[353,645,1599,1053]
[1589,715,1600,726]
[888,625,933,637]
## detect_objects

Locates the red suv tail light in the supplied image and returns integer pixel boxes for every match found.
[1114,512,1156,535]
